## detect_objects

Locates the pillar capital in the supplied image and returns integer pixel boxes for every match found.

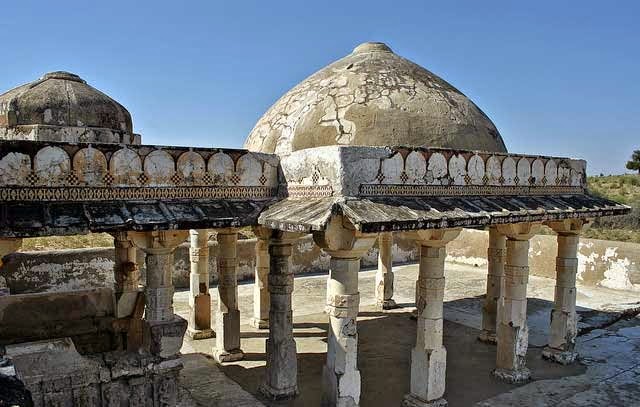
[129,230,189,254]
[216,227,240,235]
[189,228,211,240]
[408,228,461,247]
[112,231,135,249]
[253,225,273,241]
[496,222,541,240]
[545,219,588,235]
[313,215,377,258]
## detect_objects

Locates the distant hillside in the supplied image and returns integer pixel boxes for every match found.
[586,174,640,243]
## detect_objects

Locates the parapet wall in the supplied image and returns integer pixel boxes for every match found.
[2,231,638,295]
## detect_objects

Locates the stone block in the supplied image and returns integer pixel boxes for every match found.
[143,316,187,358]
[409,346,446,403]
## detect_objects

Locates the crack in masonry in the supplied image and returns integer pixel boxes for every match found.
[578,305,640,338]
[597,361,640,384]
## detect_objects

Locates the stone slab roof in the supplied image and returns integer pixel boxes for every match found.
[258,194,629,233]
[0,199,276,238]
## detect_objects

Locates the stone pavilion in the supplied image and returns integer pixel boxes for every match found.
[0,43,630,406]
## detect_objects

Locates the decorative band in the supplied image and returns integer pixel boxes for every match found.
[285,185,334,199]
[359,184,584,197]
[0,186,277,202]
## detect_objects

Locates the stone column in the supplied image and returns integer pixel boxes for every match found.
[187,229,214,339]
[113,232,140,318]
[251,226,271,329]
[214,228,244,362]
[129,230,189,358]
[479,227,506,344]
[313,215,377,407]
[402,229,460,407]
[542,220,585,364]
[259,230,302,400]
[375,232,397,310]
[0,238,22,296]
[493,223,540,383]
[112,232,144,350]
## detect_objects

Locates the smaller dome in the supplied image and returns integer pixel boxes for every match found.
[0,71,133,134]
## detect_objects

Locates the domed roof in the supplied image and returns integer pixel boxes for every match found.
[0,71,132,133]
[244,42,507,155]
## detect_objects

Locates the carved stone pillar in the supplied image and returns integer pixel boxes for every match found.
[375,231,397,310]
[214,228,244,362]
[402,229,460,407]
[187,229,214,339]
[313,216,377,407]
[479,227,506,344]
[113,232,140,318]
[0,238,22,296]
[111,232,144,350]
[251,226,271,329]
[259,230,302,400]
[542,219,585,364]
[129,230,189,358]
[493,223,540,383]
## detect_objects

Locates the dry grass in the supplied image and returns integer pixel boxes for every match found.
[21,233,114,251]
[20,227,257,251]
[587,174,640,243]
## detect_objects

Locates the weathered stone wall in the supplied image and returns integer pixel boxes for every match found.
[447,229,640,292]
[2,231,638,294]
[0,288,116,352]
[0,235,417,295]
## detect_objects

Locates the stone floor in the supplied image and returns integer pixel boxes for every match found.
[174,262,640,407]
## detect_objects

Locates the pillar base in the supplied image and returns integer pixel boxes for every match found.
[377,299,399,311]
[542,347,578,365]
[143,316,187,358]
[259,382,298,401]
[249,317,269,329]
[186,328,214,340]
[214,348,244,363]
[492,367,531,384]
[402,393,447,407]
[477,330,497,345]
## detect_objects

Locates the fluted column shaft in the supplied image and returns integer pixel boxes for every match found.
[479,227,506,343]
[324,255,361,407]
[129,230,189,358]
[187,229,214,339]
[260,237,298,399]
[375,232,397,310]
[251,236,270,329]
[214,229,244,362]
[495,237,531,382]
[543,223,582,364]
[402,228,459,407]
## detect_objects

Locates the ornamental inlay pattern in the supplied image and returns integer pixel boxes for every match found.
[359,184,585,197]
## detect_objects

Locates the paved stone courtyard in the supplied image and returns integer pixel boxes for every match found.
[172,262,640,406]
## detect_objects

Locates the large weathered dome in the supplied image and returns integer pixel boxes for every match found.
[0,71,138,144]
[244,42,507,155]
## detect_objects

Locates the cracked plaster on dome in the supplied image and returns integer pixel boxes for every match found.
[245,42,507,156]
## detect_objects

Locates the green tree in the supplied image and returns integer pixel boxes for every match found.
[627,150,640,174]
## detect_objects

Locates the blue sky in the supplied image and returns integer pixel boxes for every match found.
[1,1,638,175]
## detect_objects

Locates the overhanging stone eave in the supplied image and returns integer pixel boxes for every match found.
[257,193,630,234]
[0,198,279,238]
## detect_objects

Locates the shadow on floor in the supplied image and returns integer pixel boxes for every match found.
[220,296,587,407]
